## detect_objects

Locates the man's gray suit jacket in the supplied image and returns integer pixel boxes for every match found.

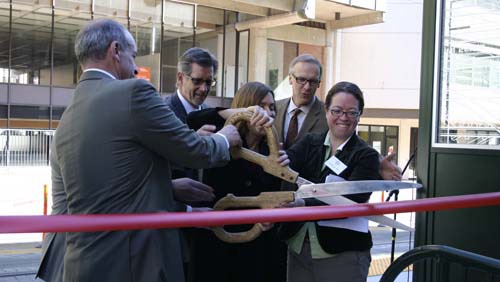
[47,71,229,282]
[163,92,210,181]
[275,97,328,143]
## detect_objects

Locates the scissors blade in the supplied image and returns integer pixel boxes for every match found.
[315,195,414,231]
[296,176,314,186]
[295,180,422,199]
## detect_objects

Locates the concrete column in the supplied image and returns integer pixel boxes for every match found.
[324,21,341,96]
[216,33,224,97]
[324,21,335,95]
[248,28,267,83]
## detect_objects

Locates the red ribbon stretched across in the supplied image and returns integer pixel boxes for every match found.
[1,192,500,234]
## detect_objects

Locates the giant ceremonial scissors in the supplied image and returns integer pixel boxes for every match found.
[212,111,421,243]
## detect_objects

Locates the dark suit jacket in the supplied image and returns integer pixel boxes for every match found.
[279,132,380,254]
[164,92,209,124]
[44,71,229,282]
[275,97,328,143]
[187,108,287,282]
[36,141,66,282]
[164,92,210,180]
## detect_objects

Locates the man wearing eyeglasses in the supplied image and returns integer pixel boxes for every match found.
[164,47,217,184]
[165,47,216,136]
[163,47,220,282]
[275,54,328,149]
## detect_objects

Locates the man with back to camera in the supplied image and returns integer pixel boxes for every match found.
[37,18,242,282]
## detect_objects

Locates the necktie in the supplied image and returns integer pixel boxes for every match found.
[285,108,301,149]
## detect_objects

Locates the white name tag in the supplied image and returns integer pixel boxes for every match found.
[325,156,347,175]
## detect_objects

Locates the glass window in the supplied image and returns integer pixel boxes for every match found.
[436,0,500,148]
[195,8,240,98]
[94,0,128,21]
[131,0,162,89]
[358,124,399,158]
[11,1,53,85]
[0,1,10,83]
[267,40,284,90]
[161,1,195,93]
[53,0,92,87]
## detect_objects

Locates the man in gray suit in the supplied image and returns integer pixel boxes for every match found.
[38,19,241,282]
[275,54,328,149]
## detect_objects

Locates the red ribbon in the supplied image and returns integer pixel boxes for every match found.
[1,192,500,233]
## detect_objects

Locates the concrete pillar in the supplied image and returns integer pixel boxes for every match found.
[324,21,342,96]
[217,33,224,97]
[324,21,335,94]
[248,28,267,83]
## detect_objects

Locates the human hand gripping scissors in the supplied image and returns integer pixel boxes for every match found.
[212,111,421,243]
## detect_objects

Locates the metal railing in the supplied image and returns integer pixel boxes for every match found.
[380,245,500,282]
[0,129,54,166]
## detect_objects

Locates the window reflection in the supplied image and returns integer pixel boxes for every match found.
[160,1,195,93]
[131,0,162,88]
[438,0,500,146]
[53,0,92,87]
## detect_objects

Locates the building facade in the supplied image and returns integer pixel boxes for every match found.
[1,0,498,174]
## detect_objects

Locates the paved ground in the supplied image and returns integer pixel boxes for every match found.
[0,227,414,282]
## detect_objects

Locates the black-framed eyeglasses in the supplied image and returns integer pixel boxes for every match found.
[290,74,320,87]
[329,108,361,118]
[184,74,216,87]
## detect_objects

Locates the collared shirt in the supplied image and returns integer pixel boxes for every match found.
[176,89,201,114]
[176,90,228,149]
[84,68,117,80]
[288,130,353,259]
[322,132,352,170]
[283,96,316,139]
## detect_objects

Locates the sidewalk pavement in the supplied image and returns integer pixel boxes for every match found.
[0,227,414,281]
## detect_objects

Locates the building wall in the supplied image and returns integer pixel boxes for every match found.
[339,0,423,110]
[338,0,423,172]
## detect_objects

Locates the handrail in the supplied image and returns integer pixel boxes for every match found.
[380,245,500,282]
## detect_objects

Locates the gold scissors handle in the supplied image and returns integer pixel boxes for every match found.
[211,111,300,243]
[212,192,294,243]
[224,111,298,183]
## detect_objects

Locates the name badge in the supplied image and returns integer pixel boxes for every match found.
[325,156,347,175]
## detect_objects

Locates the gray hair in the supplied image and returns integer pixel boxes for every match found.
[75,19,133,65]
[177,47,218,75]
[288,53,323,80]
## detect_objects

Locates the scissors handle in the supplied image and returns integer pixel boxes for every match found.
[212,192,294,243]
[225,111,299,183]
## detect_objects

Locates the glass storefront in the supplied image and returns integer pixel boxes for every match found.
[0,0,252,128]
